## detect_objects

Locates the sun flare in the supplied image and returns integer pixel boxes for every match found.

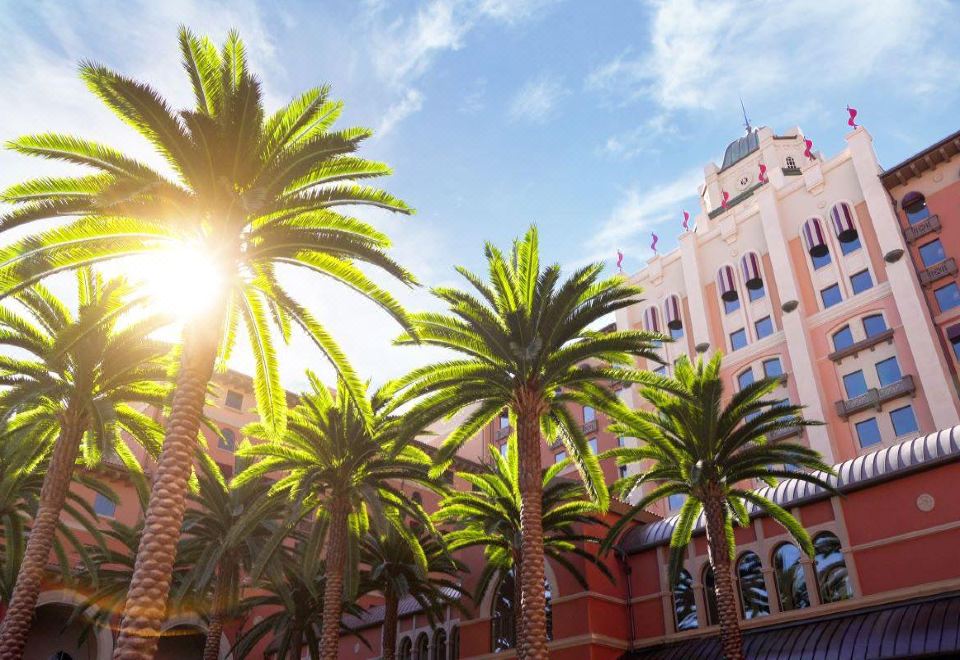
[132,243,226,321]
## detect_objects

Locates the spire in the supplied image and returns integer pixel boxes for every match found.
[739,96,752,134]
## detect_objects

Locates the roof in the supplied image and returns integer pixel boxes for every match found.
[721,128,761,170]
[880,127,960,189]
[623,590,960,659]
[621,425,960,553]
[341,586,462,631]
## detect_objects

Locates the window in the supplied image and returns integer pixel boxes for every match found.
[415,633,429,659]
[849,270,873,295]
[736,551,770,619]
[225,390,243,410]
[875,356,902,387]
[862,314,887,338]
[217,462,234,480]
[951,327,960,361]
[499,443,509,458]
[890,405,919,436]
[832,326,854,351]
[855,417,882,448]
[432,629,447,660]
[812,250,832,270]
[785,156,797,169]
[654,365,668,376]
[820,283,843,308]
[842,370,868,399]
[748,283,766,301]
[724,297,740,315]
[813,532,853,604]
[773,543,810,612]
[840,234,862,255]
[673,569,698,631]
[554,451,567,464]
[919,239,946,268]
[763,358,783,378]
[737,369,755,391]
[450,627,460,660]
[399,638,412,660]
[730,328,748,351]
[492,571,551,650]
[587,437,598,454]
[617,436,627,447]
[670,326,685,341]
[668,493,687,511]
[498,410,510,429]
[618,464,629,479]
[94,493,116,518]
[754,316,774,340]
[583,406,596,423]
[219,428,236,451]
[702,566,719,626]
[935,282,960,313]
[902,191,930,224]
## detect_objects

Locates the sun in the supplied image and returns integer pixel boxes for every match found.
[132,242,226,321]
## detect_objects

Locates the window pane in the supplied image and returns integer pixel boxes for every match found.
[773,544,810,612]
[670,326,685,340]
[94,493,117,518]
[702,567,720,625]
[654,365,668,376]
[583,406,596,423]
[668,493,687,510]
[499,443,509,458]
[673,569,698,631]
[748,284,766,301]
[832,326,854,351]
[821,284,843,308]
[730,328,748,351]
[812,250,832,270]
[554,451,567,463]
[840,235,862,255]
[737,552,770,619]
[814,533,853,603]
[754,316,774,339]
[737,369,755,390]
[862,314,887,337]
[618,464,628,479]
[875,356,902,387]
[855,417,882,448]
[724,297,740,314]
[919,240,946,267]
[890,405,919,436]
[850,270,873,295]
[587,438,598,454]
[763,358,783,378]
[499,411,510,429]
[906,205,930,224]
[952,335,960,361]
[225,390,243,410]
[935,283,960,313]
[219,428,236,451]
[842,370,868,399]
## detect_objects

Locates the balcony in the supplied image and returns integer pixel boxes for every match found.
[828,328,895,363]
[768,426,801,442]
[781,166,802,176]
[903,214,941,243]
[582,419,598,435]
[834,375,915,419]
[495,425,512,441]
[919,257,957,286]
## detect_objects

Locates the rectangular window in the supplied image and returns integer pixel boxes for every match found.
[670,326,685,341]
[918,239,946,268]
[654,365,668,376]
[840,236,862,255]
[618,464,629,479]
[218,428,236,452]
[225,390,244,410]
[737,369,755,390]
[812,250,832,270]
[763,357,783,378]
[842,370,868,399]
[832,326,854,351]
[583,406,596,423]
[499,443,509,458]
[849,270,873,295]
[875,356,902,387]
[587,437,598,454]
[821,284,843,308]
[748,284,766,302]
[617,436,627,447]
[952,332,960,362]
[217,462,234,480]
[667,493,687,511]
[724,297,741,315]
[935,282,960,313]
[554,451,567,464]
[862,314,887,338]
[94,493,117,518]
[499,411,510,429]
[890,405,919,437]
[754,316,774,339]
[730,328,748,351]
[855,417,882,448]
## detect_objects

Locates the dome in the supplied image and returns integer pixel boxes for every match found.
[721,127,761,170]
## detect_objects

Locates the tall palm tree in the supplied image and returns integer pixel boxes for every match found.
[387,226,657,658]
[602,354,834,660]
[236,372,434,659]
[434,433,612,652]
[358,526,464,660]
[0,29,416,657]
[176,449,289,660]
[0,271,169,656]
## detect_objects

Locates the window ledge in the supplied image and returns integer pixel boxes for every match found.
[903,214,941,243]
[919,257,957,286]
[828,328,895,363]
[834,375,915,419]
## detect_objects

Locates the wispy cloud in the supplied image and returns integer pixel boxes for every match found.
[460,77,488,114]
[508,74,568,123]
[378,88,425,136]
[601,113,680,159]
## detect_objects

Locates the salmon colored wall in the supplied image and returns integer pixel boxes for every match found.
[788,236,819,314]
[703,281,725,353]
[854,202,888,284]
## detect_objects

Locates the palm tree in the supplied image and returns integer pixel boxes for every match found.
[434,432,612,652]
[357,526,464,660]
[0,29,416,657]
[236,372,435,659]
[0,271,170,655]
[602,354,834,660]
[387,226,657,658]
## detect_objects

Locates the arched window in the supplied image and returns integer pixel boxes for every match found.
[862,313,887,338]
[773,543,810,611]
[643,306,661,333]
[673,568,698,631]
[702,565,719,625]
[814,532,853,603]
[449,626,460,660]
[740,252,764,291]
[491,570,552,651]
[399,637,413,660]
[219,427,236,451]
[785,155,797,169]
[802,218,829,260]
[415,633,429,660]
[432,629,447,660]
[830,202,860,245]
[664,295,684,339]
[832,325,854,352]
[902,191,930,224]
[736,551,770,619]
[717,265,738,302]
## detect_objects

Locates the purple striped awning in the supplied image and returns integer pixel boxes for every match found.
[802,218,829,258]
[717,265,738,302]
[740,252,763,290]
[830,202,859,243]
[664,295,683,330]
[643,306,661,333]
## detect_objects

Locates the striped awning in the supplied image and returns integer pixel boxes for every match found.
[830,202,859,243]
[740,252,763,290]
[717,265,738,302]
[664,295,683,330]
[802,218,829,258]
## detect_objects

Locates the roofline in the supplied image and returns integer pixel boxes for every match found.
[880,127,960,189]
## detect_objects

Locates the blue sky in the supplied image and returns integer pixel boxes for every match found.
[1,0,958,388]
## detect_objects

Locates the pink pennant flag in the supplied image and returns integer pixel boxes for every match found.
[616,250,624,272]
[720,190,730,209]
[650,233,659,254]
[847,105,858,128]
[758,162,767,183]
[682,210,690,231]
[804,137,814,160]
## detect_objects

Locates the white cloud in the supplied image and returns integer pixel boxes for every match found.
[587,0,959,112]
[459,77,488,114]
[477,0,562,24]
[601,113,680,159]
[508,74,569,123]
[378,88,426,136]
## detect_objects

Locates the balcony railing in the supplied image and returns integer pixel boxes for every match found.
[834,375,915,419]
[903,214,941,243]
[582,419,598,435]
[495,426,512,441]
[919,257,957,286]
[768,426,801,442]
[828,328,895,363]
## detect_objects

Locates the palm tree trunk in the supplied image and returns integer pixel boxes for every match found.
[513,562,525,659]
[203,575,226,660]
[702,488,744,660]
[0,408,84,659]
[515,391,548,660]
[381,586,398,660]
[319,496,350,660]
[113,311,223,660]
